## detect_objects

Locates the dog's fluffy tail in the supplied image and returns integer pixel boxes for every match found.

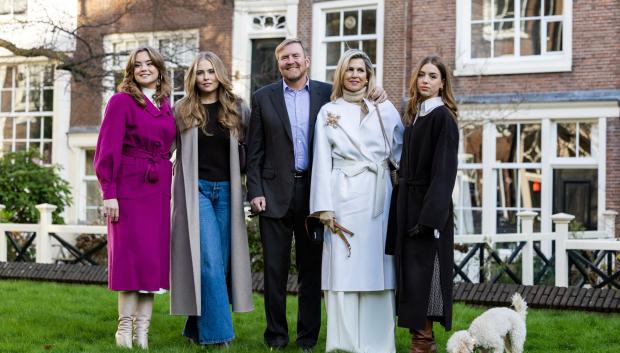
[511,292,527,321]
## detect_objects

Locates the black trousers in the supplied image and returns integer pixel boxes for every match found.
[259,177,322,348]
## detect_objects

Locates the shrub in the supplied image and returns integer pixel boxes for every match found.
[0,149,72,224]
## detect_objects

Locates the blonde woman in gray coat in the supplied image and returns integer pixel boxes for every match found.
[170,51,253,347]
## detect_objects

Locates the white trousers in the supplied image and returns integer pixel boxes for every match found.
[324,290,396,353]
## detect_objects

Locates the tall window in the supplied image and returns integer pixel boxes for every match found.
[455,122,484,235]
[0,0,27,15]
[312,1,383,84]
[83,149,103,224]
[455,0,572,75]
[0,64,54,163]
[103,30,199,105]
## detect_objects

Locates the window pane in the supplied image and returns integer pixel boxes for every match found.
[326,12,340,36]
[497,169,518,208]
[520,20,541,56]
[544,0,563,15]
[557,122,576,157]
[546,21,563,52]
[497,210,518,233]
[343,10,358,36]
[86,180,102,206]
[30,141,40,152]
[521,169,542,208]
[520,123,541,162]
[361,9,376,34]
[43,66,54,86]
[14,116,27,139]
[85,149,95,175]
[326,69,336,83]
[14,69,26,112]
[29,66,42,89]
[463,169,483,207]
[15,141,26,151]
[472,0,492,21]
[553,169,598,230]
[494,21,514,57]
[496,124,517,162]
[459,209,482,234]
[42,142,52,163]
[29,116,40,139]
[86,209,104,225]
[43,117,52,138]
[0,1,10,15]
[471,23,492,58]
[2,141,12,153]
[462,123,483,164]
[43,89,53,111]
[1,117,12,140]
[362,40,376,63]
[578,123,592,157]
[344,41,359,50]
[521,0,542,17]
[173,69,184,92]
[326,42,341,66]
[28,89,40,112]
[494,0,515,19]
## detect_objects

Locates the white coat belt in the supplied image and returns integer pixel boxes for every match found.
[332,158,388,218]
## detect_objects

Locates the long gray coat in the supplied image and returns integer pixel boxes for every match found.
[170,102,254,315]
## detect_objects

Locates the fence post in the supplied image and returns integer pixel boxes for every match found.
[0,204,5,262]
[518,211,537,285]
[35,204,57,264]
[602,210,618,239]
[551,213,575,287]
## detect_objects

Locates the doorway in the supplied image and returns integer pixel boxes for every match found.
[250,38,285,96]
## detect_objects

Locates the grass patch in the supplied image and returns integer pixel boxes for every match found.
[1,280,619,352]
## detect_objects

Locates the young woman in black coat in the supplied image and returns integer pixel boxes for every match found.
[388,56,459,353]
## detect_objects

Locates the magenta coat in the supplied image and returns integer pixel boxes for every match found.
[94,92,175,291]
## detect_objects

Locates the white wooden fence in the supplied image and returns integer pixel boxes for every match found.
[0,203,618,287]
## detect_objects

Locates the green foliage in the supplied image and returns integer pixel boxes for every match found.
[0,149,72,224]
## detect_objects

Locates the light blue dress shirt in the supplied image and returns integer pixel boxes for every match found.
[283,79,311,171]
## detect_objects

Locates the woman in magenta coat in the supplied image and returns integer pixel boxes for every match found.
[94,46,175,349]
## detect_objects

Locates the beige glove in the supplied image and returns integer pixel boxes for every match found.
[318,211,336,233]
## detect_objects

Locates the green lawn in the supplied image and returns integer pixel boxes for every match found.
[0,280,618,353]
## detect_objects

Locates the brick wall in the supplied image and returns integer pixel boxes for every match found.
[408,0,620,96]
[607,117,620,235]
[71,0,233,128]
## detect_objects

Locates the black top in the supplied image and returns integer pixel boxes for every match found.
[198,102,230,181]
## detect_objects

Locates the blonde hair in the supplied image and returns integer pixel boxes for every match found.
[404,55,458,126]
[274,38,307,60]
[175,51,243,139]
[330,49,376,101]
[117,46,171,107]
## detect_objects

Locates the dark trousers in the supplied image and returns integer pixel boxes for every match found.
[259,177,322,348]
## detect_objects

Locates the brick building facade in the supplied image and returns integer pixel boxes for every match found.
[1,0,618,234]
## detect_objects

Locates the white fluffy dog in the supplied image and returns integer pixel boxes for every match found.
[446,293,527,353]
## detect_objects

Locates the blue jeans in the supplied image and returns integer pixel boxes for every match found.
[183,180,233,344]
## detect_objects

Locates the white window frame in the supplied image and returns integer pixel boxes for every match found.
[311,0,384,85]
[80,148,103,225]
[0,62,55,163]
[456,101,617,236]
[455,0,573,76]
[102,29,199,111]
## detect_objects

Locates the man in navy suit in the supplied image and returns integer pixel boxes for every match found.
[247,39,385,351]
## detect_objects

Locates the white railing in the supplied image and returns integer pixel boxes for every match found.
[454,210,619,287]
[0,203,618,287]
[0,204,106,264]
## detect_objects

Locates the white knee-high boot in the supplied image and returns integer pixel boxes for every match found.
[116,291,138,348]
[134,293,154,349]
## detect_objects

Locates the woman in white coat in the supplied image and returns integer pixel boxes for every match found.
[310,49,404,353]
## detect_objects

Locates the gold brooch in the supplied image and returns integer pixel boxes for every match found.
[326,112,340,128]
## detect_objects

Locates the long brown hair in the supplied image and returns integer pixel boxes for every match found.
[175,51,243,139]
[404,56,458,126]
[117,46,171,107]
[331,49,377,101]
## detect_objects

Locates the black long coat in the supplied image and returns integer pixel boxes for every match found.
[386,104,459,331]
